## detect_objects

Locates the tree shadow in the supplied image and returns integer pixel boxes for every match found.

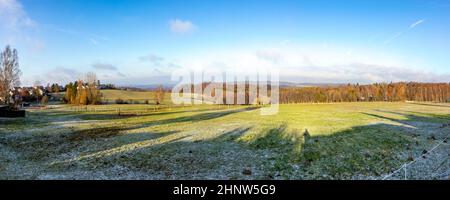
[128,107,259,130]
[55,117,430,179]
[227,112,450,179]
[364,109,450,126]
[2,122,179,164]
[49,126,256,179]
[67,126,178,143]
[408,102,450,108]
[78,108,232,120]
[47,106,239,121]
[8,106,449,180]
[3,106,258,167]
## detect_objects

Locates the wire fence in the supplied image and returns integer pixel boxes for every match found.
[382,136,449,180]
[61,104,239,116]
[62,104,190,115]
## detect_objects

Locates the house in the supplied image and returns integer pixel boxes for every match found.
[7,89,23,108]
[2,86,46,105]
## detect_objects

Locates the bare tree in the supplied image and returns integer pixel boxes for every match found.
[154,85,165,106]
[0,45,21,105]
[85,72,97,85]
[33,80,43,103]
[84,72,101,105]
[0,79,4,103]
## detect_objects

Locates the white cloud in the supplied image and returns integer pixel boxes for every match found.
[24,45,450,86]
[169,19,196,34]
[410,19,426,29]
[0,0,43,53]
[256,49,283,63]
[283,63,450,84]
[24,67,82,86]
[23,65,130,86]
[0,0,36,29]
[175,45,450,84]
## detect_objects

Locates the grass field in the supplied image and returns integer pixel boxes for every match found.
[101,89,156,100]
[1,102,449,180]
[100,89,172,104]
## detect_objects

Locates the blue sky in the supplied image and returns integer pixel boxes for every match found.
[1,0,449,86]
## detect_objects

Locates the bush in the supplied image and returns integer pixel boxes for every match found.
[115,98,127,104]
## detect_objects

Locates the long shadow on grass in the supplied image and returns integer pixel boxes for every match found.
[127,107,259,130]
[239,112,450,179]
[52,126,254,177]
[236,124,416,179]
[65,126,252,162]
[408,102,450,108]
[55,118,432,180]
[60,106,234,121]
[40,109,450,180]
[3,122,180,163]
[364,110,450,127]
[6,106,257,166]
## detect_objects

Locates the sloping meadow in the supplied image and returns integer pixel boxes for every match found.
[1,102,449,179]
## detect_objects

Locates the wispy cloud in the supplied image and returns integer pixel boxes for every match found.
[24,36,45,52]
[116,72,126,77]
[410,19,426,29]
[384,32,403,45]
[44,24,109,45]
[139,54,164,65]
[0,0,37,29]
[90,38,99,45]
[381,19,427,45]
[169,19,196,34]
[92,63,118,71]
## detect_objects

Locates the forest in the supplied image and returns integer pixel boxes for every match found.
[279,82,450,103]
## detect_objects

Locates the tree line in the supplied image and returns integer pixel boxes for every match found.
[184,82,450,105]
[280,82,450,103]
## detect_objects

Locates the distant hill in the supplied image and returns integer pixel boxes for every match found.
[120,81,345,90]
[278,82,345,88]
[119,84,176,90]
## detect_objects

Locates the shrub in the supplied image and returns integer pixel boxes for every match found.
[115,98,127,104]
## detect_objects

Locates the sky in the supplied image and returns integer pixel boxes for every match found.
[1,0,450,86]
